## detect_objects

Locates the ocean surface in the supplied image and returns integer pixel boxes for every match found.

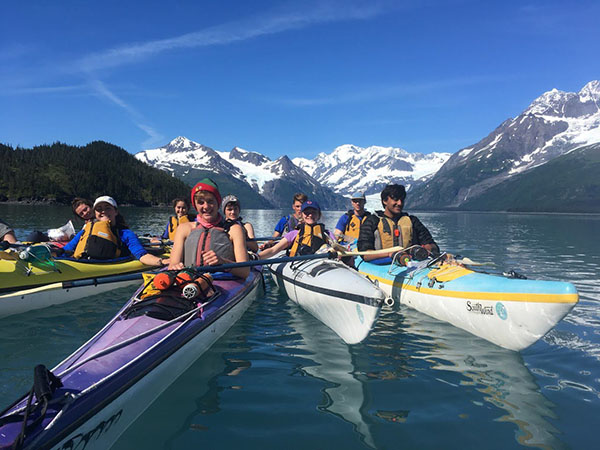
[0,205,598,449]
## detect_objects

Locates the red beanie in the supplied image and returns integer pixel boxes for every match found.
[191,178,222,208]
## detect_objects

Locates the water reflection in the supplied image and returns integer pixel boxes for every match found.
[112,346,230,450]
[288,307,376,448]
[375,307,566,449]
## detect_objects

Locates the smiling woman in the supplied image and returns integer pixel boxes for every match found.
[168,179,250,279]
[62,196,167,267]
[258,200,335,259]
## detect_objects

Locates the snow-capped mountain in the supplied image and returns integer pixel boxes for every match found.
[409,80,600,209]
[135,137,347,209]
[293,145,451,195]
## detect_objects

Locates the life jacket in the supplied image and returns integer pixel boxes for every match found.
[374,213,413,250]
[288,223,328,257]
[73,220,123,260]
[343,210,370,241]
[167,215,191,240]
[283,215,301,234]
[183,221,235,266]
[224,217,251,241]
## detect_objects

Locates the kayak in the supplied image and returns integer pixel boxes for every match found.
[355,256,578,351]
[269,251,387,344]
[0,268,263,450]
[0,245,169,319]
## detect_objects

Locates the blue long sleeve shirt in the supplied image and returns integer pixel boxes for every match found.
[63,228,147,259]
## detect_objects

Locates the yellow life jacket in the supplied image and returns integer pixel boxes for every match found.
[343,210,369,241]
[73,220,122,260]
[288,223,327,257]
[167,215,191,240]
[374,215,413,250]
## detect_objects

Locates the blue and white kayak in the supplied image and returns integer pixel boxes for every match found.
[355,257,578,351]
[269,251,386,344]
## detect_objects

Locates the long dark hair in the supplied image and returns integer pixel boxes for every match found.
[113,212,129,230]
[71,197,92,216]
[172,197,190,209]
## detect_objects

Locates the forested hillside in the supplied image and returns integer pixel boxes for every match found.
[0,141,190,205]
[458,143,600,212]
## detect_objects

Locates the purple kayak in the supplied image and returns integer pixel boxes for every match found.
[0,269,263,450]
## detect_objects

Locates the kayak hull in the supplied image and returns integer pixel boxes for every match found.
[356,258,578,351]
[269,253,385,344]
[0,255,167,319]
[0,279,141,319]
[0,270,262,450]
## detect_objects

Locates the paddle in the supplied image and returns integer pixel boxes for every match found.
[455,257,496,266]
[248,236,282,242]
[16,251,337,292]
[332,243,409,257]
[331,243,494,266]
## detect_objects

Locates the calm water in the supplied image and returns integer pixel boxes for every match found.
[1,205,599,449]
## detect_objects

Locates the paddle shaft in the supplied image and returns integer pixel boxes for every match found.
[61,252,335,289]
[191,251,334,272]
[248,236,282,242]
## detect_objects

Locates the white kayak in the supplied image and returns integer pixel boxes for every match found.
[269,251,387,344]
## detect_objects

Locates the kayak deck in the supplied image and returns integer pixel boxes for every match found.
[0,270,262,449]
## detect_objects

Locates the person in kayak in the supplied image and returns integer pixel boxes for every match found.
[221,194,259,253]
[259,200,335,259]
[357,184,439,263]
[63,196,167,266]
[334,192,371,243]
[71,197,94,224]
[272,192,307,238]
[0,219,17,244]
[157,197,195,241]
[168,179,249,279]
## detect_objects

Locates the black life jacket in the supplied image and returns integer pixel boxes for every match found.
[288,223,328,257]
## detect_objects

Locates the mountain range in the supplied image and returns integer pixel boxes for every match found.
[135,137,348,209]
[136,80,600,212]
[408,80,600,210]
[293,145,450,195]
[135,139,453,209]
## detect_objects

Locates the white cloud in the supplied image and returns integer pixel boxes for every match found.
[89,79,164,148]
[76,1,388,73]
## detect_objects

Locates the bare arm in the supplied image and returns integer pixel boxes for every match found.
[258,237,290,259]
[228,224,250,279]
[140,253,169,267]
[168,222,194,270]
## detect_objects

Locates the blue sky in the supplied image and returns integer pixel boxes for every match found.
[1,0,599,159]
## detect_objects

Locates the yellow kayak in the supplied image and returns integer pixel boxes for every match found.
[0,244,169,319]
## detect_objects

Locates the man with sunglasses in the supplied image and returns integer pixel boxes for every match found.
[334,192,371,243]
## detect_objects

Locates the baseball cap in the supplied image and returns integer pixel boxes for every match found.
[301,200,321,213]
[351,192,366,200]
[93,196,118,209]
